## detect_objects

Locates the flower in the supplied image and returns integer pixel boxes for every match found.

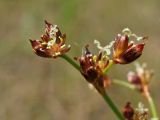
[134,103,149,120]
[76,45,110,94]
[30,20,71,58]
[112,28,147,64]
[113,34,146,64]
[93,28,146,64]
[123,102,135,120]
[127,63,153,95]
[123,102,149,120]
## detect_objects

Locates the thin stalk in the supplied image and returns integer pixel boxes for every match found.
[61,54,80,71]
[101,92,125,120]
[112,79,137,90]
[147,94,158,118]
[144,87,158,119]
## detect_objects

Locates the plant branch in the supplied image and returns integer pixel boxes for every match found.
[112,79,137,90]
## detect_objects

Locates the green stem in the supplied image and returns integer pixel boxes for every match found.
[61,54,125,120]
[112,79,137,91]
[102,92,125,120]
[61,54,80,71]
[146,91,158,119]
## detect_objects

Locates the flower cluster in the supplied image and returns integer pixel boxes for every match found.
[94,28,146,64]
[30,21,70,58]
[123,102,149,120]
[127,63,154,96]
[29,21,158,120]
[112,34,146,64]
[75,28,146,94]
[76,45,110,94]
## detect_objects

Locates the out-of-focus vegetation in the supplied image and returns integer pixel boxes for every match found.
[0,0,160,120]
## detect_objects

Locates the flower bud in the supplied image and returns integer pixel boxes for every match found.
[123,102,134,120]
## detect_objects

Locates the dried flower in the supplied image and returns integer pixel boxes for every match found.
[127,63,154,95]
[123,102,135,120]
[30,20,71,58]
[123,102,149,120]
[113,29,147,64]
[76,45,110,94]
[134,103,149,120]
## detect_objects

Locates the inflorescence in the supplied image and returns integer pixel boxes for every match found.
[29,21,158,120]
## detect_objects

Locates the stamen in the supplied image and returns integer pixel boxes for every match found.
[122,28,132,36]
[47,40,56,48]
[49,25,58,38]
[94,39,114,55]
[136,102,148,114]
[122,28,144,41]
[60,44,66,49]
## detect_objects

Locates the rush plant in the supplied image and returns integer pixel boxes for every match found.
[29,21,158,120]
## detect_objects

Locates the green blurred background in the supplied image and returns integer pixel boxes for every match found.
[0,0,160,120]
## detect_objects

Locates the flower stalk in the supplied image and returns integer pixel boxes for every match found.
[143,86,158,119]
[147,93,158,119]
[112,79,137,90]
